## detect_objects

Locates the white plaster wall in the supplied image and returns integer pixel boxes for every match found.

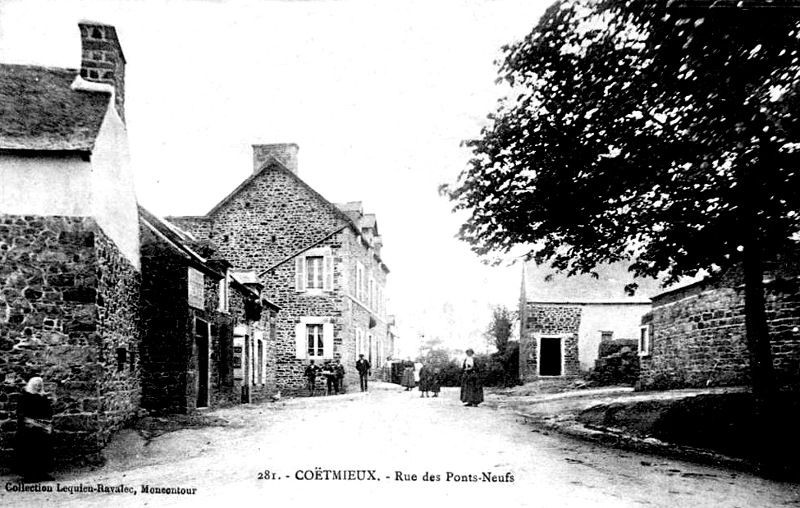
[0,154,92,215]
[577,303,651,370]
[90,104,140,270]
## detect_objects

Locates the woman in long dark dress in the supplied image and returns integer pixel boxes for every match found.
[430,367,441,397]
[14,376,54,481]
[460,349,484,407]
[401,361,415,390]
[418,364,432,398]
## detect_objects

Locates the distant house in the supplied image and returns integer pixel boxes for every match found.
[138,207,280,413]
[518,261,661,381]
[0,23,140,466]
[638,261,800,390]
[170,144,392,393]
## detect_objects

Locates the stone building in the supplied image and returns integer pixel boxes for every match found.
[170,144,392,393]
[0,23,140,467]
[638,262,800,390]
[138,207,280,413]
[519,261,661,381]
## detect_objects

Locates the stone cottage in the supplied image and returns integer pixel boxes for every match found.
[138,207,280,413]
[0,23,140,467]
[169,144,392,393]
[518,261,661,381]
[638,262,800,390]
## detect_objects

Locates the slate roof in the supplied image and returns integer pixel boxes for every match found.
[0,64,110,152]
[523,260,665,304]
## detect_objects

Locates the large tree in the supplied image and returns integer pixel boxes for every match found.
[442,0,800,471]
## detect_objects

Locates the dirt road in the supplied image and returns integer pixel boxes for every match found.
[3,383,799,508]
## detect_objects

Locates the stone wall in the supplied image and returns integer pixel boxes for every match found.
[0,215,140,470]
[519,303,581,381]
[638,277,800,390]
[91,226,141,448]
[139,225,190,413]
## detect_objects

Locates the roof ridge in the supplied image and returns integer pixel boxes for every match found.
[207,156,359,232]
[0,62,79,73]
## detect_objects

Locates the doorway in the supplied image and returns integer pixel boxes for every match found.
[195,318,210,408]
[539,337,562,376]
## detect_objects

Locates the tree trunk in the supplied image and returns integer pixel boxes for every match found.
[742,236,775,403]
[741,176,780,476]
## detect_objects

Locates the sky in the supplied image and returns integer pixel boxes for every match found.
[0,0,552,357]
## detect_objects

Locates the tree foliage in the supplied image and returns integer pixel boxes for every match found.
[442,0,800,473]
[443,0,800,287]
[485,305,514,353]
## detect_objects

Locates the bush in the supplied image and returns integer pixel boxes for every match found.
[437,360,463,387]
[479,342,520,388]
[587,343,640,386]
[597,339,638,358]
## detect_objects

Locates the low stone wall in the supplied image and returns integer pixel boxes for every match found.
[0,215,140,470]
[639,279,800,390]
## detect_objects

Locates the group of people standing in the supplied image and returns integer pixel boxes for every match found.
[400,348,483,406]
[400,361,442,397]
[303,355,374,396]
[304,359,346,396]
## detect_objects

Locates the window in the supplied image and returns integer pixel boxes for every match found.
[295,317,333,359]
[255,330,265,385]
[355,328,364,359]
[218,273,229,312]
[369,277,375,309]
[600,331,614,342]
[187,267,204,309]
[306,256,324,289]
[116,347,127,372]
[356,262,365,301]
[295,248,333,293]
[307,324,324,357]
[639,325,652,356]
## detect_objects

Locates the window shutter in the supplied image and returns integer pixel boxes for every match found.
[295,323,305,359]
[324,255,334,291]
[323,323,333,358]
[295,257,306,292]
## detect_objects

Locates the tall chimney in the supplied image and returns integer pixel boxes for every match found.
[79,22,126,122]
[253,143,299,174]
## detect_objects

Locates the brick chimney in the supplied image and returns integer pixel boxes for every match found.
[79,22,126,122]
[253,143,299,174]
